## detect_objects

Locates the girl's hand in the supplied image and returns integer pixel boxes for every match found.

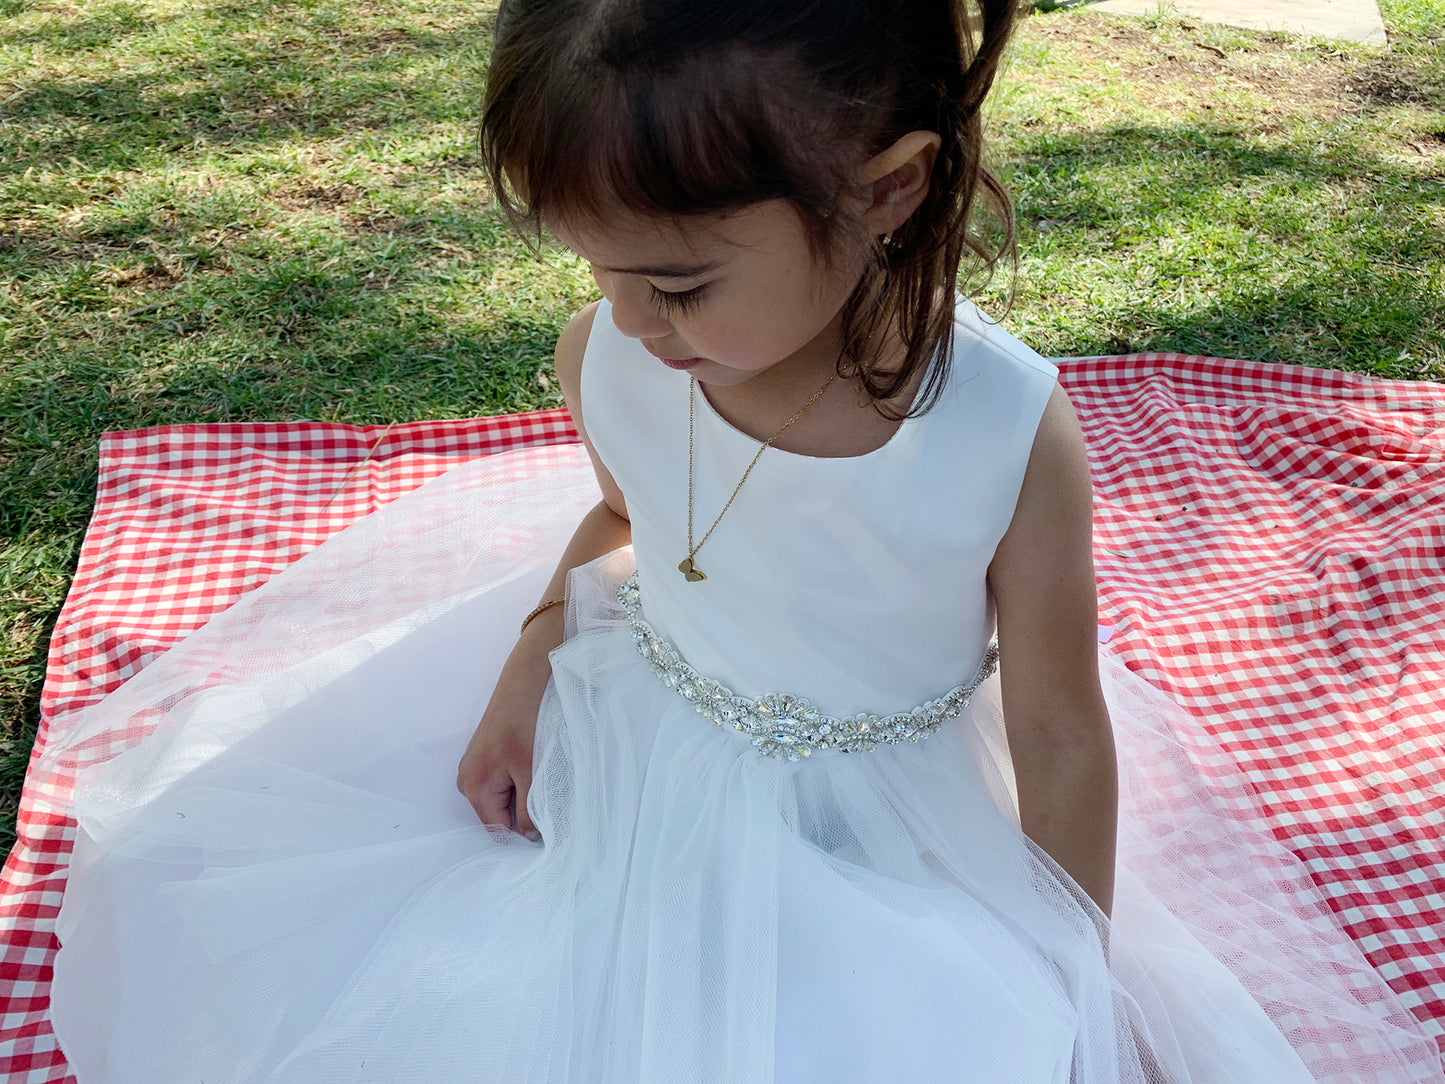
[454,302,632,840]
[455,612,562,840]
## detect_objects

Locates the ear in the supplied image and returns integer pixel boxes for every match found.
[858,130,942,236]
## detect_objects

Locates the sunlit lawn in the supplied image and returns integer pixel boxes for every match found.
[1,0,1442,851]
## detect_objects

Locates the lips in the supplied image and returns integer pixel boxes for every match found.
[643,343,706,370]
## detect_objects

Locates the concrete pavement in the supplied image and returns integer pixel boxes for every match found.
[1083,0,1388,46]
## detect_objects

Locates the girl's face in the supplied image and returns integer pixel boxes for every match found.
[548,201,869,388]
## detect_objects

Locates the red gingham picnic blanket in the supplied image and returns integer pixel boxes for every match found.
[2,355,1443,1080]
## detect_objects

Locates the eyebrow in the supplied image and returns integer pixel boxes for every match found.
[594,259,723,279]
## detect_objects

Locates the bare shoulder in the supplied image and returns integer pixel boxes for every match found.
[553,300,602,403]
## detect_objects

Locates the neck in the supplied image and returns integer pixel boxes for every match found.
[718,309,849,397]
[704,307,913,418]
[697,319,925,457]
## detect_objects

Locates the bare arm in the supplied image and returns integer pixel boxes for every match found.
[987,383,1118,916]
[456,300,632,836]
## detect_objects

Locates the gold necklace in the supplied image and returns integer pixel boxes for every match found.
[679,372,838,582]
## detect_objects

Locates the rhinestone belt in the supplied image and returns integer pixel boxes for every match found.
[617,573,998,760]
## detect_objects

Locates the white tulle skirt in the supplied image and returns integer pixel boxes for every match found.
[45,445,1440,1083]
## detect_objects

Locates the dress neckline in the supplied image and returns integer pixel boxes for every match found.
[693,372,925,464]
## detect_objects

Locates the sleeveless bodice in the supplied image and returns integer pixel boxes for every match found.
[580,299,1057,719]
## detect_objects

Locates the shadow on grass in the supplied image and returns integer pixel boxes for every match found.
[1,0,496,177]
[1,1,156,52]
[0,601,62,856]
[1036,269,1443,374]
[1350,48,1445,113]
[1010,121,1445,221]
[0,284,566,852]
[1001,123,1445,374]
[3,234,564,499]
[5,0,1443,854]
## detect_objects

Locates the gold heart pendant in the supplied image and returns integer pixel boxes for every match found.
[677,557,707,582]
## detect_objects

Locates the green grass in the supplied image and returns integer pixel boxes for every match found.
[984,0,1445,368]
[1,0,1442,856]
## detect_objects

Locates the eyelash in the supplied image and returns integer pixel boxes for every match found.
[648,283,707,317]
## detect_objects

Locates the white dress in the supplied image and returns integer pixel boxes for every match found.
[45,301,1440,1082]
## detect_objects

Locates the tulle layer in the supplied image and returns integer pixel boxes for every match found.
[47,449,1440,1083]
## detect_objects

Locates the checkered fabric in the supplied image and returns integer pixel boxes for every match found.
[1067,355,1445,1060]
[2,356,1442,1080]
[1,409,578,1082]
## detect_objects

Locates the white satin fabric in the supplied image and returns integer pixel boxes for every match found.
[580,299,1056,718]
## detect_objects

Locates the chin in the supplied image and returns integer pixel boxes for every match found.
[696,368,766,388]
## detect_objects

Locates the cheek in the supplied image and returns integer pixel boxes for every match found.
[689,254,859,367]
[705,314,817,370]
[687,322,757,365]
[671,316,771,371]
[758,266,854,340]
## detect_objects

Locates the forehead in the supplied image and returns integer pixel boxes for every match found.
[546,201,806,272]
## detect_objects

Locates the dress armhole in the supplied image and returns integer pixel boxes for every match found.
[573,300,629,502]
[952,305,1062,567]
[576,299,613,427]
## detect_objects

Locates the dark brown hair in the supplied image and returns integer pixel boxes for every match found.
[481,0,1021,417]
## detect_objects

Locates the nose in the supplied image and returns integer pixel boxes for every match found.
[593,268,673,340]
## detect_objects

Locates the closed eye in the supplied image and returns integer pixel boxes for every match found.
[648,283,707,317]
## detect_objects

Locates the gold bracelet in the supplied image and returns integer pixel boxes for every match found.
[519,596,566,636]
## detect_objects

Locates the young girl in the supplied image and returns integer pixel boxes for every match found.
[44,0,1438,1080]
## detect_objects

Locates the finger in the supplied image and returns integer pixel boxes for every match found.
[464,769,515,829]
[512,765,541,842]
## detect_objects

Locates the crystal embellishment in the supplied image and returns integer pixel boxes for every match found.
[616,573,998,761]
